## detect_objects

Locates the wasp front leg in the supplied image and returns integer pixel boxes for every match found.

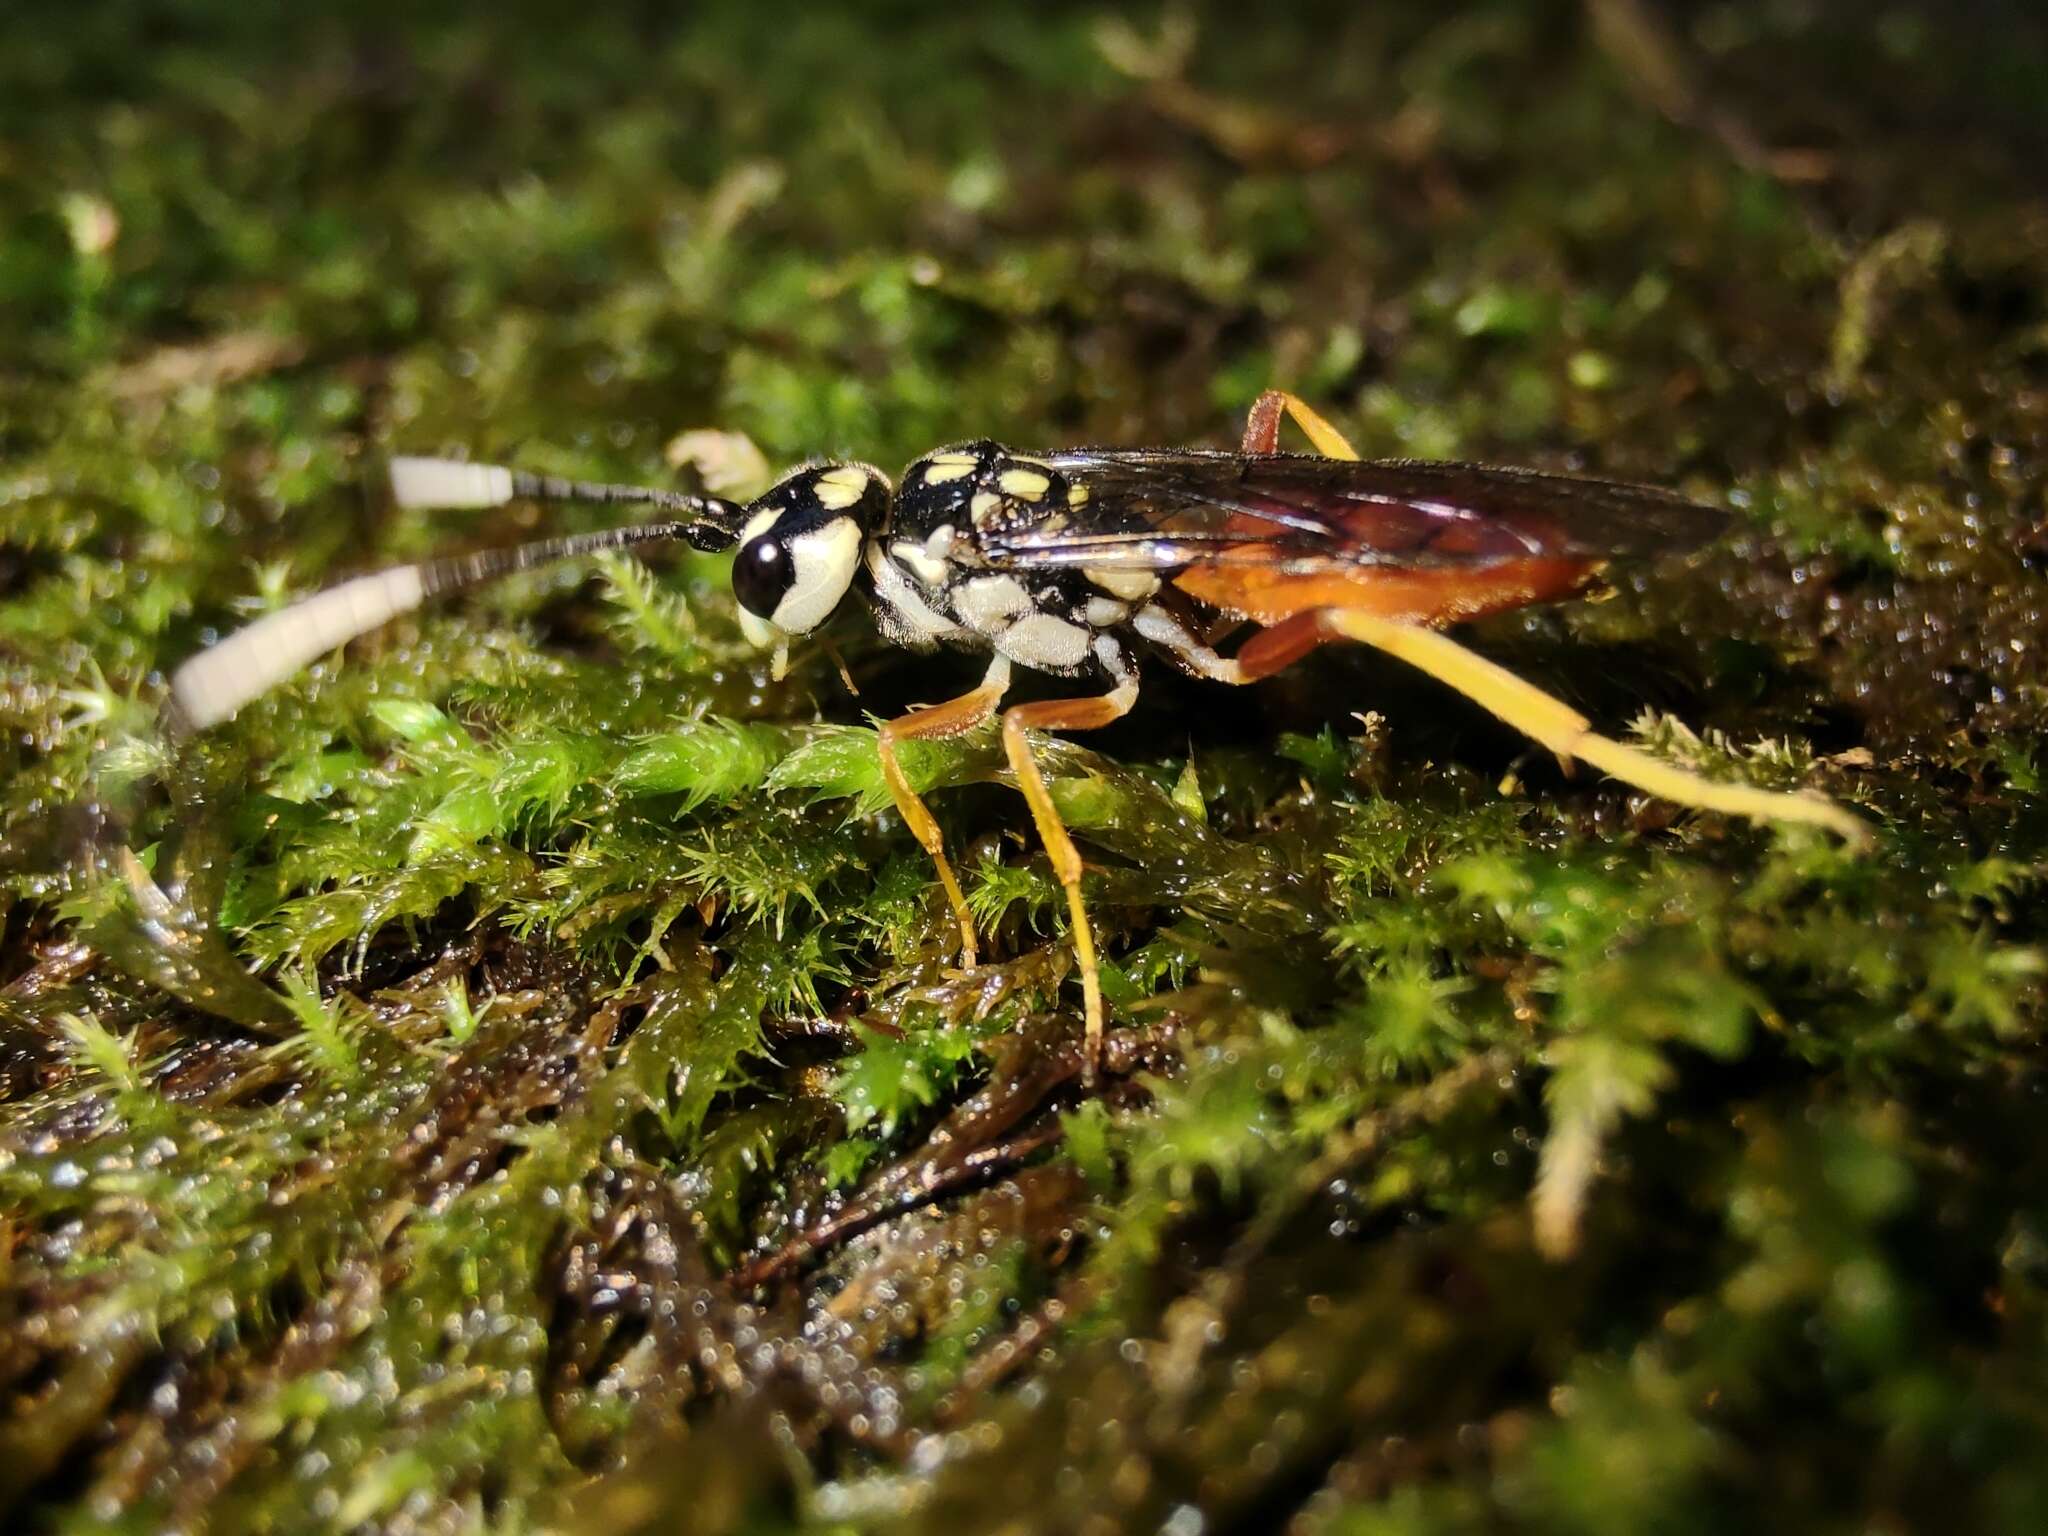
[998,648,1141,1083]
[877,657,1012,968]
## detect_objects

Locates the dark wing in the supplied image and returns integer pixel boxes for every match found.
[982,449,1729,573]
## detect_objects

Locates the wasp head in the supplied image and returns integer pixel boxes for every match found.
[730,463,889,673]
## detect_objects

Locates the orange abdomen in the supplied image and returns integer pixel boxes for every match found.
[1172,554,1599,627]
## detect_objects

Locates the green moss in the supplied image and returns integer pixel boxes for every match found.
[5,1,2048,1531]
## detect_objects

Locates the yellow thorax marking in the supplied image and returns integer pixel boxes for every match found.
[998,467,1051,500]
[1085,567,1160,601]
[921,450,978,485]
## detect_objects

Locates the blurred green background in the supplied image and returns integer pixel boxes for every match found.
[5,2,2048,1532]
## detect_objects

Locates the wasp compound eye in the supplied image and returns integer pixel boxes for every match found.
[732,534,795,619]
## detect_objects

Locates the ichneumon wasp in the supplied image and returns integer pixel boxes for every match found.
[171,390,1871,1074]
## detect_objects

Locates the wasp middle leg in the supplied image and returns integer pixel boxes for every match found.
[878,656,1013,968]
[998,646,1141,1083]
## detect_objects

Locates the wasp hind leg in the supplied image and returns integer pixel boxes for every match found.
[999,651,1141,1083]
[1242,388,1360,458]
[1235,391,1868,841]
[878,657,1013,968]
[1222,611,1868,843]
[1304,613,1870,844]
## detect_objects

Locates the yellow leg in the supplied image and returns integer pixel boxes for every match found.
[1000,683,1139,1081]
[1242,387,1869,844]
[877,659,1012,967]
[1243,388,1360,458]
[1317,612,1870,844]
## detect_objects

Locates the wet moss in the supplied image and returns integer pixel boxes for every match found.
[4,1,2048,1531]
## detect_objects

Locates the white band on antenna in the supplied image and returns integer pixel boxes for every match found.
[389,457,515,509]
[170,565,427,729]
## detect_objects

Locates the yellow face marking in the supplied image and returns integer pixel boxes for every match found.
[1067,484,1090,507]
[921,459,975,485]
[970,490,1002,521]
[813,466,872,510]
[998,467,1051,501]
